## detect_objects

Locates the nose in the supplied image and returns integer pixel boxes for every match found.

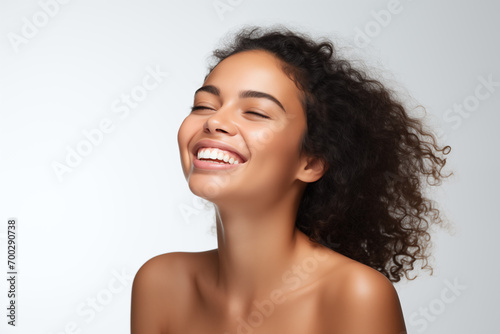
[203,106,237,135]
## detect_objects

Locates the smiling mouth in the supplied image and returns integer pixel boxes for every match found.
[196,147,244,165]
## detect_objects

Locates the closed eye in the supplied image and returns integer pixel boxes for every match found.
[190,106,270,119]
[245,111,270,119]
[190,105,214,112]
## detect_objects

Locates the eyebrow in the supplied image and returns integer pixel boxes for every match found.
[194,85,286,113]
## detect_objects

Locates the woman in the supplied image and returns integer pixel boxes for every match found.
[131,26,451,334]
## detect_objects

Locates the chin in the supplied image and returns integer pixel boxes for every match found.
[187,175,226,201]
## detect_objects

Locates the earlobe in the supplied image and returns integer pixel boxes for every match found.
[297,155,328,183]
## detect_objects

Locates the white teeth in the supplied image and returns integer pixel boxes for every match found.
[196,147,242,165]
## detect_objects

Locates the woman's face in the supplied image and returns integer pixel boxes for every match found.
[177,50,309,204]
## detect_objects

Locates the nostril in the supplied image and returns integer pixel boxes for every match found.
[203,114,236,135]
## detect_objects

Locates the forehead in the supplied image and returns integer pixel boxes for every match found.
[203,50,304,110]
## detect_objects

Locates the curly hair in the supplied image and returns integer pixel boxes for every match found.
[207,26,452,283]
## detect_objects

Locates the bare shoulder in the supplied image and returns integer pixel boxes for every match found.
[131,250,216,334]
[318,251,407,334]
[134,250,207,278]
[133,249,216,285]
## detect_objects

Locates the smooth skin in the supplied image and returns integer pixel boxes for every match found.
[131,50,407,334]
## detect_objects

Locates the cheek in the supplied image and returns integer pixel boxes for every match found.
[177,117,197,177]
[248,126,303,175]
[263,122,306,177]
[272,133,302,168]
[177,117,189,148]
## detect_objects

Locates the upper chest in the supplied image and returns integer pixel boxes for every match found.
[165,278,334,334]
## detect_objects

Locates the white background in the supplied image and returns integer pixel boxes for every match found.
[0,0,498,333]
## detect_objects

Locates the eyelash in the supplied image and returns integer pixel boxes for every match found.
[190,106,270,119]
[190,106,212,112]
[245,111,270,119]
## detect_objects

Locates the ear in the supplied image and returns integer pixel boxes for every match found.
[296,154,328,183]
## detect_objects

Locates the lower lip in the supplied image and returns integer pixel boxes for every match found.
[193,157,244,170]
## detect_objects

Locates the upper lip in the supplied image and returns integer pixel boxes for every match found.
[192,139,248,163]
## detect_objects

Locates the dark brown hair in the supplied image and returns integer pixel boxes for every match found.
[208,26,452,283]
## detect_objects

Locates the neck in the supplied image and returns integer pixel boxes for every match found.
[212,189,312,314]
